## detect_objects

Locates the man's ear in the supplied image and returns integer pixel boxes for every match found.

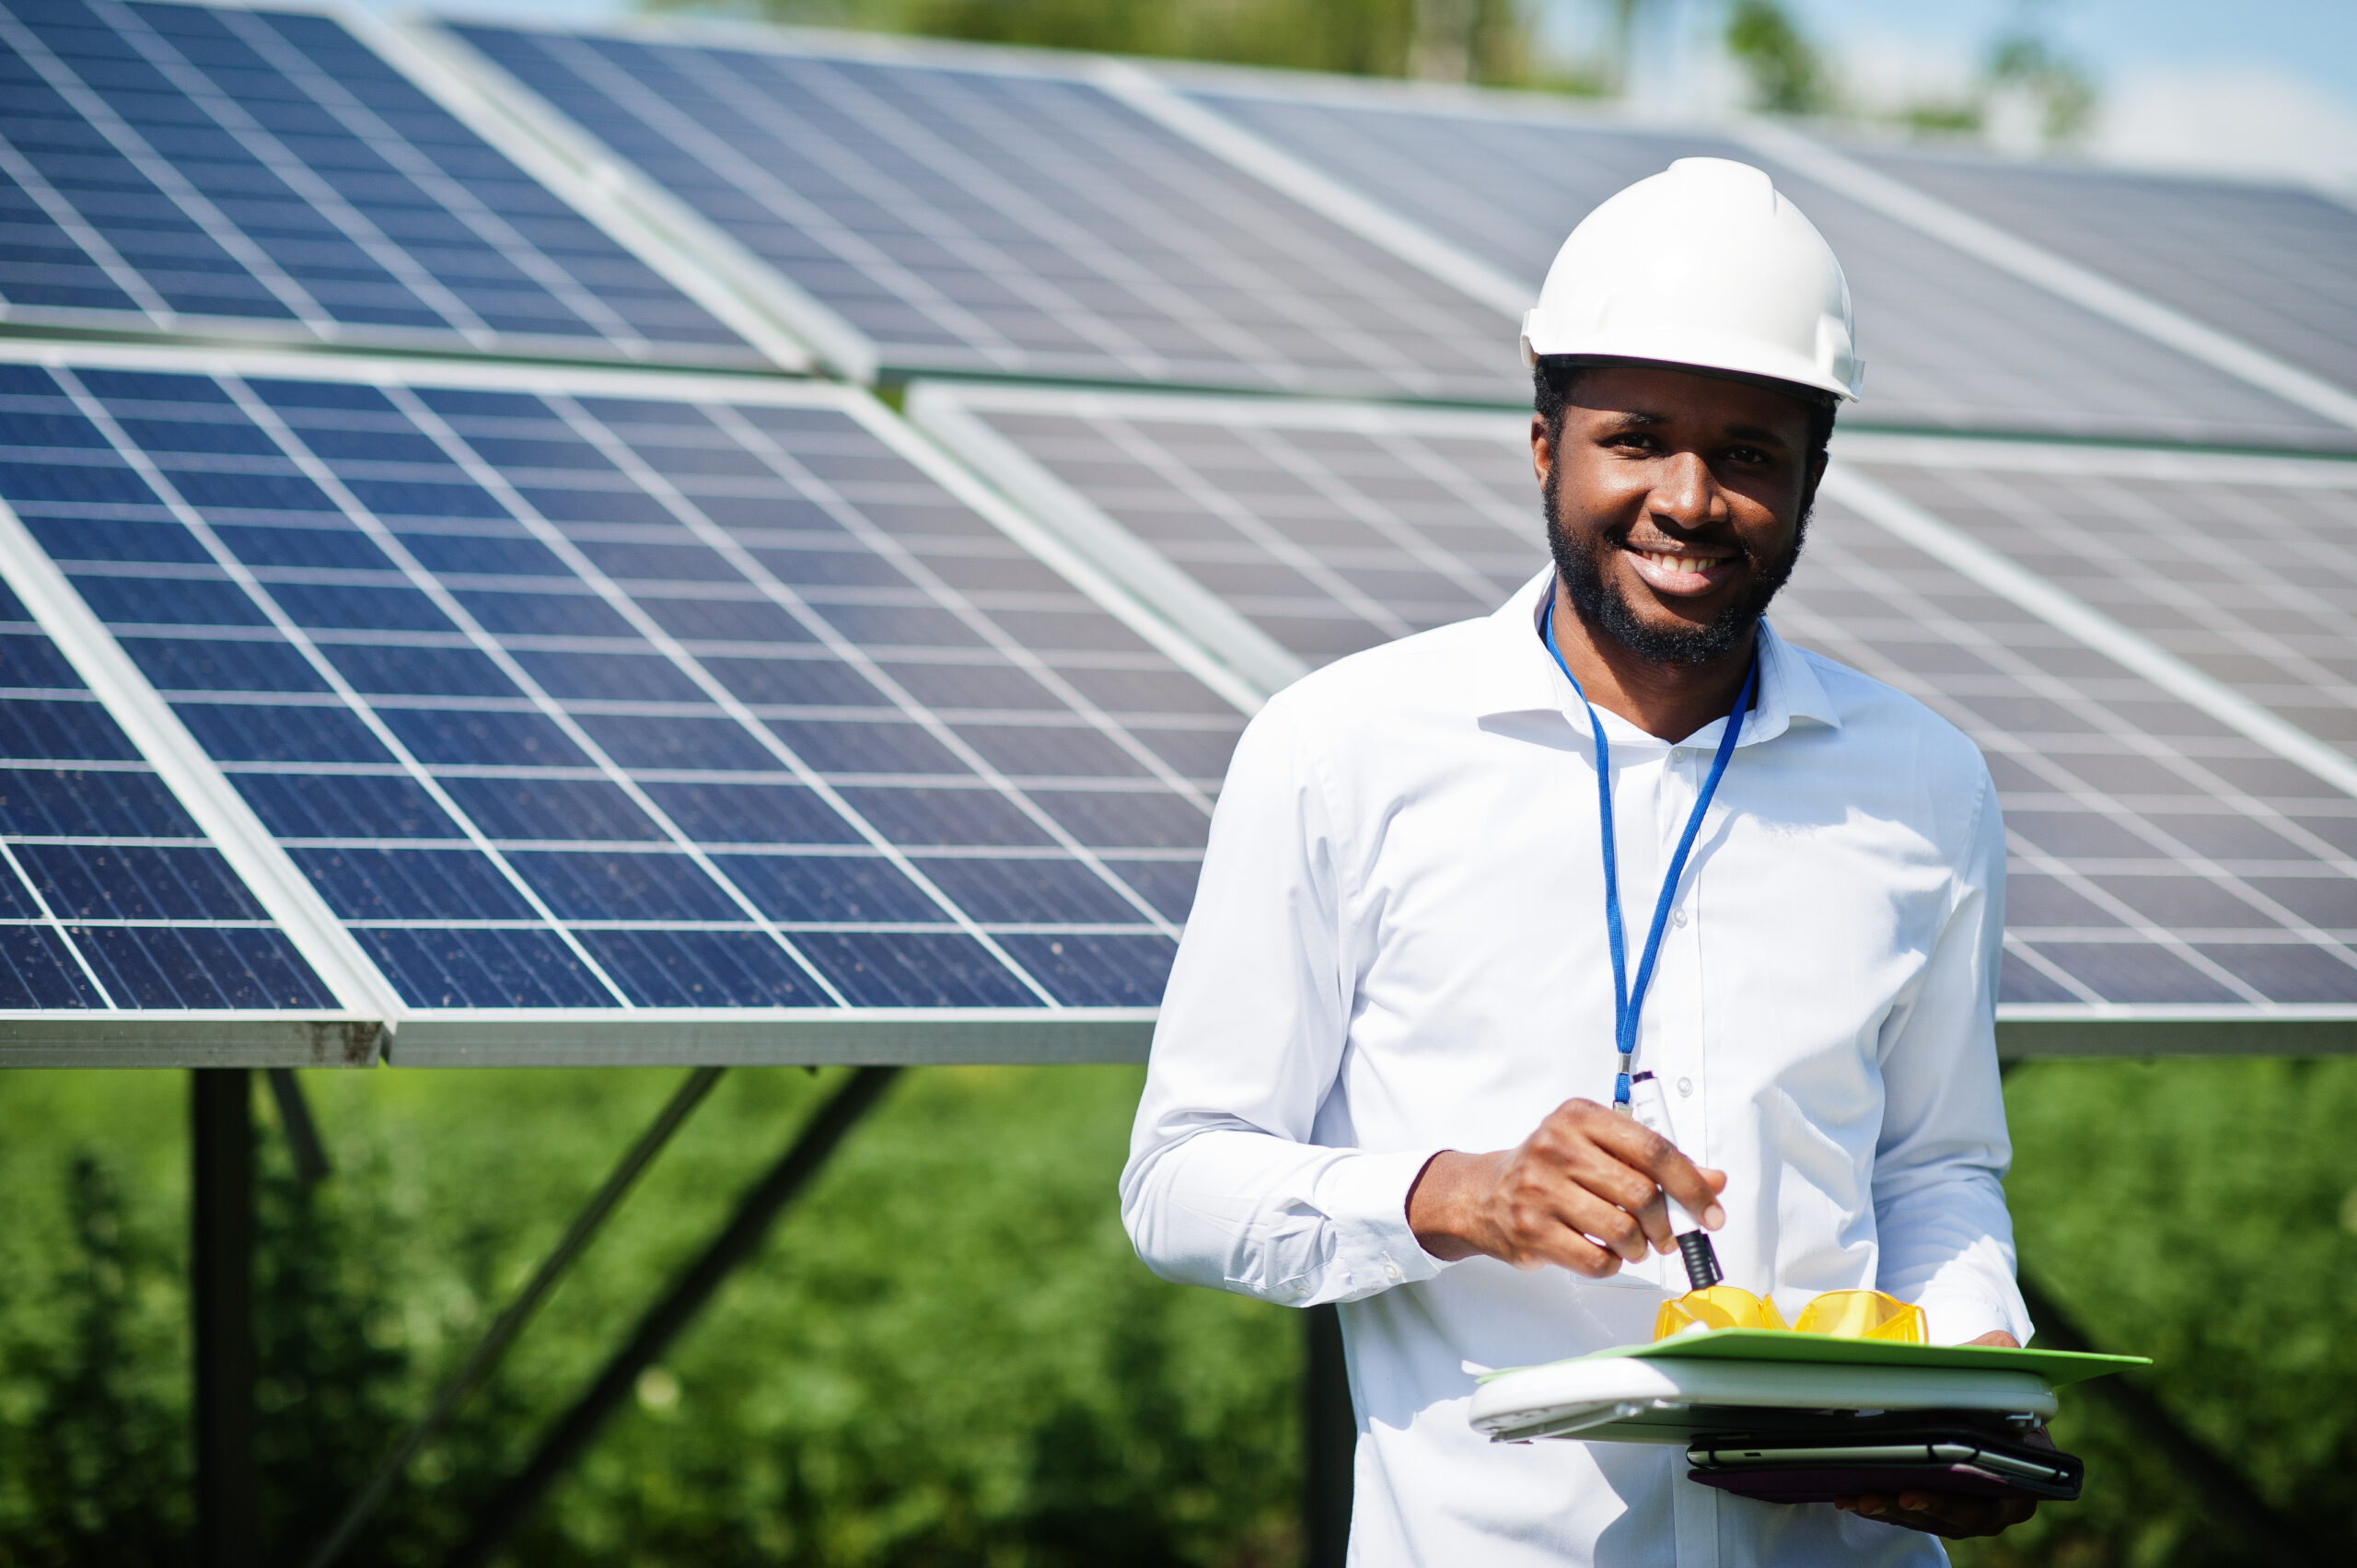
[1530,415,1553,488]
[1801,447,1829,507]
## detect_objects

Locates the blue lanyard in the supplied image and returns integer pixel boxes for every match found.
[1541,599,1758,1107]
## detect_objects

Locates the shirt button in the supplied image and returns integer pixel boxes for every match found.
[1677,1077,1694,1098]
[1672,908,1689,928]
[1384,1260,1404,1282]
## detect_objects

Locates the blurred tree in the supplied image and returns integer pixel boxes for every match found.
[3,1154,191,1566]
[1723,0,1828,115]
[645,0,1546,87]
[1984,31,2098,146]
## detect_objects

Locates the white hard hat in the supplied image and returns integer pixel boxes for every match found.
[1519,157,1863,402]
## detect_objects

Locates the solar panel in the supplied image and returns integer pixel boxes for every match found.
[1829,436,2357,766]
[0,0,768,366]
[1853,149,2357,402]
[0,344,1252,1062]
[1178,79,2356,450]
[438,21,1521,401]
[911,381,2357,1024]
[0,567,342,1026]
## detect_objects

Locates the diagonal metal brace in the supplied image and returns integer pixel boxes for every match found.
[300,1066,726,1568]
[443,1065,901,1568]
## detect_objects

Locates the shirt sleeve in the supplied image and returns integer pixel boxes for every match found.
[1119,695,1449,1307]
[1872,765,2035,1347]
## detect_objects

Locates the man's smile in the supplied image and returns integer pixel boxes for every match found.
[1621,540,1743,598]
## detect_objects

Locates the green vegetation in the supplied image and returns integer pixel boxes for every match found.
[653,0,1544,90]
[1720,0,2098,151]
[0,1056,2351,1564]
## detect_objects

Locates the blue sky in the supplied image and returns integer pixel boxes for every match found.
[1785,0,2357,103]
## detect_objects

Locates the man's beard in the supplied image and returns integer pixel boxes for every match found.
[1544,460,1809,668]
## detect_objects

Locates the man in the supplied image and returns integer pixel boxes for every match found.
[1120,158,2034,1564]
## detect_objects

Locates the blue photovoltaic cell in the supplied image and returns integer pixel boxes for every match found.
[448,24,1518,401]
[0,0,759,365]
[1190,88,2355,449]
[0,558,330,1007]
[0,360,1239,1010]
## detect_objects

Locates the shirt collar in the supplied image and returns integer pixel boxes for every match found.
[1469,566,1841,746]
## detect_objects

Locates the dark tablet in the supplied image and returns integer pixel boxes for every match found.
[1685,1423,2082,1504]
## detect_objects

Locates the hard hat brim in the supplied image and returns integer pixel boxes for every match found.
[1521,326,1860,403]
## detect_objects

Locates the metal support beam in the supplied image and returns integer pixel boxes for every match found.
[443,1066,900,1568]
[192,1068,258,1568]
[266,1067,331,1185]
[1303,1302,1353,1568]
[302,1067,726,1568]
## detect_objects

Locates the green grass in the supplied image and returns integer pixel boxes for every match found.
[0,1057,2351,1565]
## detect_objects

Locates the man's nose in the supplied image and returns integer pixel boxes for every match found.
[1649,451,1725,528]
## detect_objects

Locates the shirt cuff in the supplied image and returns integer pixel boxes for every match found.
[1312,1145,1453,1300]
[1918,1288,2034,1348]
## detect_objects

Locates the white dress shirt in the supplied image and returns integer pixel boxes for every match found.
[1121,569,2029,1568]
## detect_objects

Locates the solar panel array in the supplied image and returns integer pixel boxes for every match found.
[1185,83,2357,450]
[447,24,1519,401]
[1856,148,2357,399]
[0,2,2350,1056]
[0,351,1234,1051]
[911,386,2357,1013]
[0,0,759,364]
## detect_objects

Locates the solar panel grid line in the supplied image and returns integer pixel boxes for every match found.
[0,114,180,321]
[928,386,2357,1016]
[687,399,1205,938]
[0,447,399,1017]
[205,0,650,354]
[0,1,335,332]
[377,10,834,375]
[905,384,1305,701]
[35,364,657,1013]
[731,59,1201,376]
[217,377,859,1010]
[440,18,1519,400]
[0,0,770,366]
[366,386,1077,1005]
[90,0,511,349]
[1896,463,2357,736]
[1771,523,2357,1006]
[0,835,118,1000]
[874,391,1272,719]
[459,27,1062,379]
[1171,83,2352,447]
[1737,121,2357,436]
[1823,464,2357,802]
[1849,150,2357,401]
[609,39,1306,386]
[30,360,579,1009]
[917,382,1543,669]
[1095,60,1532,319]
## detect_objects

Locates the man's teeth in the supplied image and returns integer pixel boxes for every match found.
[1643,553,1724,574]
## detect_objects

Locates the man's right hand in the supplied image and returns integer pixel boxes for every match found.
[1404,1098,1727,1276]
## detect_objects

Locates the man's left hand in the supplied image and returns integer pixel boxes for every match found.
[1832,1330,2038,1539]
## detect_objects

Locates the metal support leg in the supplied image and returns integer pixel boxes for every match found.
[1304,1302,1353,1568]
[192,1068,258,1568]
[444,1066,900,1568]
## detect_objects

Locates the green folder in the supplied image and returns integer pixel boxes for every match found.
[1584,1328,2147,1388]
